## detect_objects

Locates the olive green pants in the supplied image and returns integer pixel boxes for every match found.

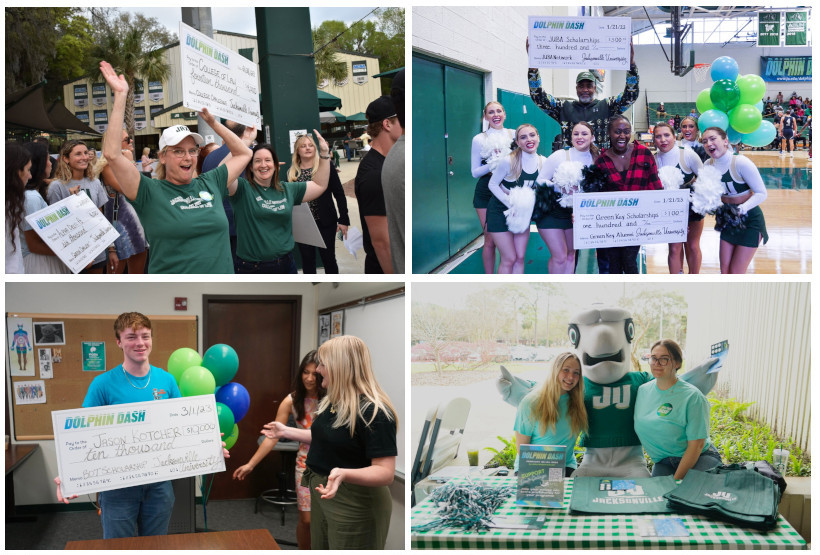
[302,467,392,549]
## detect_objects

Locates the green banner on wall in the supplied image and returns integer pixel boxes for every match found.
[758,12,780,46]
[785,11,807,46]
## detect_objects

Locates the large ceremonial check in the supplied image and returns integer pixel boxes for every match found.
[179,22,261,128]
[24,192,119,274]
[528,16,631,70]
[52,395,226,497]
[573,190,689,249]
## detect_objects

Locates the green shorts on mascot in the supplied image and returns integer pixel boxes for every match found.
[498,305,718,478]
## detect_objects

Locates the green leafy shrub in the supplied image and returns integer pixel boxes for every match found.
[484,435,517,469]
[708,394,810,477]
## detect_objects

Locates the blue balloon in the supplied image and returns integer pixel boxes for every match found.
[215,382,251,422]
[742,120,777,147]
[755,101,764,112]
[711,56,739,82]
[697,109,729,133]
[726,125,743,145]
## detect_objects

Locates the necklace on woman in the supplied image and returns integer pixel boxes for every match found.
[122,366,151,389]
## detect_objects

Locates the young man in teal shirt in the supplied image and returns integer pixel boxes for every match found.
[56,313,182,538]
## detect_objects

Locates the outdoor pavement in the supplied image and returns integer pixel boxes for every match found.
[305,153,365,274]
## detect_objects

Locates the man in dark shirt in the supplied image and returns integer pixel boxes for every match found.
[354,96,402,273]
[527,41,639,148]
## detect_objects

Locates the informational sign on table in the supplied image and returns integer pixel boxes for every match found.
[24,193,120,274]
[573,190,688,250]
[528,16,631,70]
[179,22,261,128]
[52,395,225,497]
[516,444,565,508]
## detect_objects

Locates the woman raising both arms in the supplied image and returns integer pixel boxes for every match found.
[100,60,253,273]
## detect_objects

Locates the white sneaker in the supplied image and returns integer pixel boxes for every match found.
[780,151,785,156]
[790,152,794,157]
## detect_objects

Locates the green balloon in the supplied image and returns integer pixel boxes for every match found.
[179,365,216,397]
[696,88,714,114]
[710,79,741,112]
[216,402,236,437]
[224,424,239,450]
[729,104,763,134]
[167,348,202,384]
[736,74,766,106]
[202,344,239,387]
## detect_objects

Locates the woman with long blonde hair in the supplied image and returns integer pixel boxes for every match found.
[514,352,587,476]
[261,336,397,549]
[486,124,547,273]
[47,138,115,273]
[288,133,349,273]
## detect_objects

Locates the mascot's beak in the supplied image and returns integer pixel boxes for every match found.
[583,351,623,366]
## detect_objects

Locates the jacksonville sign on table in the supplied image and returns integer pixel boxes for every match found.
[52,395,225,497]
[573,190,688,250]
[25,193,120,274]
[528,16,631,70]
[179,22,261,128]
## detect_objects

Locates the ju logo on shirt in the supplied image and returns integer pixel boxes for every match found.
[656,403,673,417]
[152,388,168,400]
[592,385,631,409]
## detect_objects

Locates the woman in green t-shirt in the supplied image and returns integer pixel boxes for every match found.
[100,60,253,274]
[225,135,331,273]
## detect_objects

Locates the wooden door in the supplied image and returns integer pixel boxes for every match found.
[203,295,301,500]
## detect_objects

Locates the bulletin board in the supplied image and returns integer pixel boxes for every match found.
[6,313,197,440]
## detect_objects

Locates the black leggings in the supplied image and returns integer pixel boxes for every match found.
[297,223,340,274]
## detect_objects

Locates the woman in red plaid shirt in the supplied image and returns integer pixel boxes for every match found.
[593,115,662,273]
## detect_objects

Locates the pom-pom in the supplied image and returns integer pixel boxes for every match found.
[532,183,558,220]
[552,160,584,207]
[410,480,515,533]
[479,132,513,171]
[714,204,748,232]
[504,186,535,233]
[690,165,723,215]
[580,164,609,193]
[658,165,685,190]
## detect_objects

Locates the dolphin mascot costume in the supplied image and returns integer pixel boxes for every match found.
[498,305,718,478]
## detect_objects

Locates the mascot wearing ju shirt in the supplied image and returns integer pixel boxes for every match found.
[499,305,718,478]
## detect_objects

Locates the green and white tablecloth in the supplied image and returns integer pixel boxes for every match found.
[411,476,806,549]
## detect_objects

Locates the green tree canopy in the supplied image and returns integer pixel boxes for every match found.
[6,8,95,101]
[312,8,404,93]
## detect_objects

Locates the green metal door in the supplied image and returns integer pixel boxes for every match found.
[412,56,449,273]
[443,66,483,259]
[412,55,484,273]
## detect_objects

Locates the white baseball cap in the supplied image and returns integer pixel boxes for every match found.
[159,125,204,150]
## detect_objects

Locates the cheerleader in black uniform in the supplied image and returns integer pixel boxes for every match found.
[471,102,514,273]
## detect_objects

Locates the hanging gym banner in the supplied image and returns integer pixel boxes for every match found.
[757,12,780,46]
[784,11,808,46]
[760,56,812,82]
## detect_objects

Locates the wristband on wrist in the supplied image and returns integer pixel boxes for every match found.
[319,154,331,159]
